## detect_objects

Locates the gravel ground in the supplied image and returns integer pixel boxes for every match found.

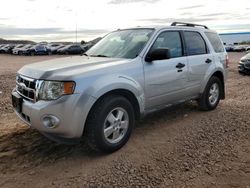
[0,53,249,188]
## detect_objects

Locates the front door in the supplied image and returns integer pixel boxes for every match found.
[143,31,188,109]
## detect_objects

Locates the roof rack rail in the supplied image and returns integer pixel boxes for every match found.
[171,22,209,29]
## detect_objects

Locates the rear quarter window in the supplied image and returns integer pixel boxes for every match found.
[205,32,225,53]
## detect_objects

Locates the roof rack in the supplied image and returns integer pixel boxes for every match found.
[171,22,209,29]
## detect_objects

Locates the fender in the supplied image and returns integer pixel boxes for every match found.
[200,67,226,94]
[87,74,145,115]
[73,74,145,137]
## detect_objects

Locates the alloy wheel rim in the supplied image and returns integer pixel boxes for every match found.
[209,83,219,106]
[103,107,129,144]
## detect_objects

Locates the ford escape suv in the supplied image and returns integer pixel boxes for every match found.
[12,22,228,152]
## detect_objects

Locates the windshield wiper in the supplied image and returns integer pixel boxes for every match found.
[90,54,110,58]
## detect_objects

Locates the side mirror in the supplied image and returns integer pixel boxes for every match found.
[145,48,171,62]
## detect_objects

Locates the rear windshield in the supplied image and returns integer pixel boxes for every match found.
[205,32,225,53]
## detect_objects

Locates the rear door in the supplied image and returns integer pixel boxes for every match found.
[183,31,215,96]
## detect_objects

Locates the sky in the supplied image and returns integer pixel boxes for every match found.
[0,0,250,42]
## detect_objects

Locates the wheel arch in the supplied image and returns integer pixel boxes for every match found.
[211,71,225,99]
[201,70,225,99]
[87,89,142,122]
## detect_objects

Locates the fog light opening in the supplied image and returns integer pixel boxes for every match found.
[42,115,60,129]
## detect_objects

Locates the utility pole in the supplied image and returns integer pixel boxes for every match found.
[76,23,78,43]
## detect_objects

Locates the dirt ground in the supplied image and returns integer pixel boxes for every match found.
[0,53,249,188]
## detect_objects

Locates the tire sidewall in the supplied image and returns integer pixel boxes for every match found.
[93,96,135,152]
[204,77,222,110]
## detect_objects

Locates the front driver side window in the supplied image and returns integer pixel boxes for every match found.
[151,31,183,58]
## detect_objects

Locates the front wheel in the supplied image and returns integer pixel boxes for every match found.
[84,95,135,153]
[198,76,223,111]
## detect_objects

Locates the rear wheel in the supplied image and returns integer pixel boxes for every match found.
[84,95,135,153]
[198,76,222,111]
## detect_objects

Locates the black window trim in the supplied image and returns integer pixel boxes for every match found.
[146,30,185,60]
[183,30,209,56]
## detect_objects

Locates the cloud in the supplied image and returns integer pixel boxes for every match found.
[179,12,230,18]
[0,26,109,42]
[0,26,109,36]
[199,13,230,17]
[137,17,216,24]
[213,23,250,31]
[178,5,204,10]
[0,18,9,20]
[108,0,160,4]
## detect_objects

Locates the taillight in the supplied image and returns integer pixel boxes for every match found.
[226,55,229,68]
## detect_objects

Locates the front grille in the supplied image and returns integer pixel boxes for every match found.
[16,75,36,102]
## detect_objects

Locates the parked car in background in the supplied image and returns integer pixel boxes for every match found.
[234,45,247,52]
[238,53,250,74]
[0,44,5,49]
[224,44,234,52]
[82,43,94,52]
[57,44,85,55]
[0,44,6,52]
[0,44,16,53]
[245,46,250,51]
[48,43,64,54]
[12,44,25,55]
[17,44,34,55]
[24,44,51,56]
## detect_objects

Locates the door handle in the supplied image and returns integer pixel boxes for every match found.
[205,58,212,64]
[176,63,185,69]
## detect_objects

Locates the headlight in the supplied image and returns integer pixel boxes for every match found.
[38,81,75,100]
[240,59,247,63]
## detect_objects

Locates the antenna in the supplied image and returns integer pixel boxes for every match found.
[74,10,78,43]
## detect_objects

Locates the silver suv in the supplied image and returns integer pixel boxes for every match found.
[12,22,228,152]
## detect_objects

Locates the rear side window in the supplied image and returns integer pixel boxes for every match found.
[184,31,207,56]
[151,31,183,58]
[205,32,225,53]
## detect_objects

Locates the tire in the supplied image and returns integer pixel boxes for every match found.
[198,76,223,111]
[84,95,135,153]
[238,71,246,76]
[30,51,35,56]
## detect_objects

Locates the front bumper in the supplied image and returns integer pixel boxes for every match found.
[12,89,96,141]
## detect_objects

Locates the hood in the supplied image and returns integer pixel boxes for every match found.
[242,53,250,60]
[18,56,131,80]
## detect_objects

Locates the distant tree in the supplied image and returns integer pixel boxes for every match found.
[240,41,250,45]
[81,40,86,45]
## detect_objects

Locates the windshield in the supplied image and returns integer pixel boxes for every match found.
[86,29,154,59]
